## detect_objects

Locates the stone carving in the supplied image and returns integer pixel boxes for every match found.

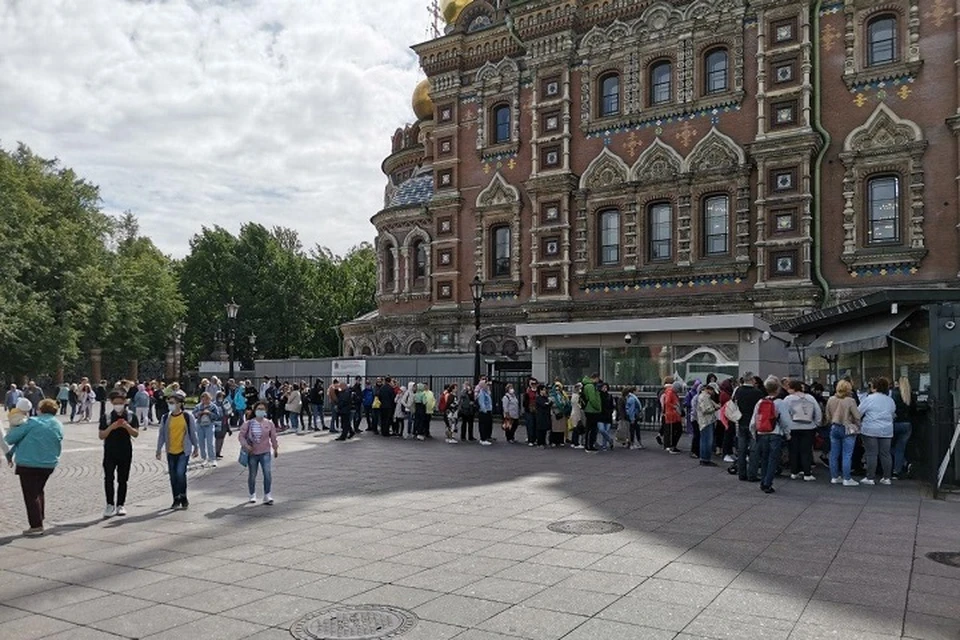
[579,147,630,190]
[477,171,521,208]
[684,127,745,174]
[632,138,684,183]
[844,103,922,153]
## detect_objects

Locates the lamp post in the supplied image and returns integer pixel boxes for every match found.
[470,275,484,384]
[248,332,258,369]
[225,299,240,379]
[174,321,187,384]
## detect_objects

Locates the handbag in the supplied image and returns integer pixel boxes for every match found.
[723,399,742,423]
[238,449,249,467]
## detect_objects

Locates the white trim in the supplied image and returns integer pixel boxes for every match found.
[516,313,772,337]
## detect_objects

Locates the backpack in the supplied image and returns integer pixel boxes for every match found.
[755,398,778,434]
[438,392,449,413]
[790,396,816,424]
[578,392,587,410]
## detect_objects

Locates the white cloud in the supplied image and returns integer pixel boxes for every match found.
[0,0,430,256]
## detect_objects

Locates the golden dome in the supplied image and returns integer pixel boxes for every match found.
[441,0,472,25]
[412,78,434,121]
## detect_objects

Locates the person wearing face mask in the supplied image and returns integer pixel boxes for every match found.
[239,402,279,505]
[99,391,139,518]
[155,394,199,509]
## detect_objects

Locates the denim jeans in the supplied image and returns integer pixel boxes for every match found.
[892,421,912,475]
[311,404,325,429]
[829,425,857,481]
[597,422,614,450]
[756,434,783,489]
[197,424,216,461]
[167,452,188,500]
[330,406,340,432]
[248,452,272,495]
[699,423,715,462]
[524,412,536,443]
[289,412,300,432]
[737,428,758,479]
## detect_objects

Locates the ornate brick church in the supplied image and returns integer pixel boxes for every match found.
[342,0,958,386]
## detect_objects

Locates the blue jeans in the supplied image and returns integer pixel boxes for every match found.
[524,413,536,443]
[330,406,340,432]
[406,411,414,435]
[289,412,300,432]
[311,404,325,429]
[892,421,912,475]
[167,452,188,500]
[597,422,614,450]
[737,429,758,479]
[197,424,216,461]
[829,425,857,481]
[699,423,715,462]
[756,434,783,489]
[248,452,272,495]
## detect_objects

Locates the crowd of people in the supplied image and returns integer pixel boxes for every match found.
[1,367,913,536]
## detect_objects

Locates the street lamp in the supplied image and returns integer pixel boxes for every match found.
[174,321,187,383]
[225,299,240,379]
[470,275,484,384]
[248,332,258,368]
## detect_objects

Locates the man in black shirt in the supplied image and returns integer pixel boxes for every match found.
[734,373,765,482]
[99,390,139,517]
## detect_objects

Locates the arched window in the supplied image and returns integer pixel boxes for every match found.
[650,61,672,105]
[383,246,395,290]
[704,48,728,94]
[492,225,511,277]
[648,202,672,261]
[703,195,729,256]
[867,15,897,67]
[413,240,427,280]
[409,340,427,355]
[867,175,900,245]
[599,72,620,117]
[382,342,396,354]
[492,104,511,144]
[598,209,620,266]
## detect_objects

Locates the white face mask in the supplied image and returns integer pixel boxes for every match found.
[168,403,179,413]
[112,404,126,414]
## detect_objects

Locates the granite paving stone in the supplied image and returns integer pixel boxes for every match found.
[0,419,958,640]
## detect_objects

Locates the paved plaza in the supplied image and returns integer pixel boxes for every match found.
[1,416,959,640]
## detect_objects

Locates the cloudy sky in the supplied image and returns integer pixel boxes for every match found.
[0,0,430,257]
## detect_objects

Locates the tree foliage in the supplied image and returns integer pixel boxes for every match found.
[0,143,377,382]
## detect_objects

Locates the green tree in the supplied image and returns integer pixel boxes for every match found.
[0,143,112,381]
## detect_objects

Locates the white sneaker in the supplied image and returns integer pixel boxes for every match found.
[249,495,257,504]
[416,435,425,441]
[803,474,817,482]
[446,438,457,444]
[861,478,876,485]
[116,506,127,516]
[879,478,893,486]
[723,455,736,463]
[480,440,492,446]
[103,505,116,518]
[790,474,800,480]
[573,444,585,450]
[264,494,274,505]
[843,479,860,487]
[831,477,843,484]
[200,460,208,468]
[211,461,218,468]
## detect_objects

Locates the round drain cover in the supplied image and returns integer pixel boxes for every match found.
[290,605,418,640]
[926,552,960,568]
[547,520,625,535]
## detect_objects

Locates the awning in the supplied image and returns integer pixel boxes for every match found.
[805,312,912,356]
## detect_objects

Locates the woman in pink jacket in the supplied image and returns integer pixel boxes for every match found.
[239,401,279,505]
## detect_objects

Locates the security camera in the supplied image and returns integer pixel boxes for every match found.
[946,320,956,331]
[624,334,633,345]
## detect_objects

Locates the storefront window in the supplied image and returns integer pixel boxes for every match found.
[601,345,671,389]
[863,347,891,390]
[547,348,600,385]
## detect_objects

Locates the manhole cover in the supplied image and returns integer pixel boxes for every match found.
[926,552,960,568]
[547,520,625,535]
[290,605,418,640]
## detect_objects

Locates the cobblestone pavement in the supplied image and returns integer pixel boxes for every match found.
[0,416,959,640]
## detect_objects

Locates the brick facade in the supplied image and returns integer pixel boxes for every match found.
[341,0,958,359]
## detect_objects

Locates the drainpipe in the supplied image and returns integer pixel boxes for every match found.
[811,0,832,307]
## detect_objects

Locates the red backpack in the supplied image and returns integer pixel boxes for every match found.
[438,392,449,413]
[755,397,778,434]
